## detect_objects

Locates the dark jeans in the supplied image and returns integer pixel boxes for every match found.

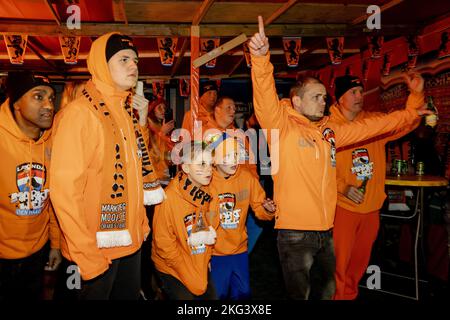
[157,271,217,300]
[277,229,336,300]
[78,249,141,300]
[0,246,47,300]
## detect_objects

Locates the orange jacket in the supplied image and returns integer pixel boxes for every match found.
[330,104,421,213]
[50,33,150,280]
[151,175,212,296]
[0,100,60,259]
[251,53,423,231]
[182,103,215,136]
[209,167,274,256]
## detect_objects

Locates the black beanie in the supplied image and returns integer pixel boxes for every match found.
[334,75,363,102]
[105,34,138,62]
[200,81,218,96]
[6,71,54,108]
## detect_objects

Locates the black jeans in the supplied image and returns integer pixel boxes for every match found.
[0,246,47,300]
[157,271,217,300]
[277,229,336,300]
[78,249,142,300]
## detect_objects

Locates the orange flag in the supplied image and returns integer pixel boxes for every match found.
[157,37,178,66]
[3,35,28,64]
[282,37,301,67]
[59,36,81,64]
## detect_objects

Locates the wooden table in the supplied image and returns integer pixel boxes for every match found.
[381,175,448,300]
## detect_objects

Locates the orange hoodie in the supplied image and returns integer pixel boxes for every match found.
[0,100,60,259]
[50,32,151,280]
[152,173,213,296]
[182,103,215,135]
[251,53,423,231]
[209,167,274,256]
[330,104,421,213]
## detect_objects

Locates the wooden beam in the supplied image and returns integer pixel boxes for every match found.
[171,38,189,77]
[0,21,419,37]
[192,0,215,26]
[351,0,404,25]
[44,0,61,26]
[112,0,128,25]
[193,33,247,68]
[265,0,299,26]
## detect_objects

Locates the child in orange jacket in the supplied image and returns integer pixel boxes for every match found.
[208,134,276,300]
[152,141,218,299]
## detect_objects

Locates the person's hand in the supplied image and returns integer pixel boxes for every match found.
[404,72,424,94]
[262,198,276,213]
[132,94,149,127]
[345,185,365,204]
[248,16,269,56]
[46,248,62,271]
[161,119,175,136]
[415,104,434,117]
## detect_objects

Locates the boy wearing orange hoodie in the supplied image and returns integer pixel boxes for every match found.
[50,33,164,300]
[249,16,431,299]
[152,141,217,299]
[0,71,61,300]
[208,134,276,300]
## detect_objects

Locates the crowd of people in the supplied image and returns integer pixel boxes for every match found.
[0,17,441,301]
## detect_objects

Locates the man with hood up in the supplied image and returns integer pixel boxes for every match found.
[0,71,61,300]
[50,33,165,300]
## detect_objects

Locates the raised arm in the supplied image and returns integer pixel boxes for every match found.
[250,16,287,130]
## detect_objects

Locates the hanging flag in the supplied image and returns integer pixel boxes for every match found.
[243,42,252,68]
[179,79,190,97]
[407,35,420,57]
[362,59,371,81]
[382,52,392,76]
[282,37,301,67]
[157,37,178,67]
[438,31,450,59]
[345,66,353,75]
[406,55,417,71]
[201,38,220,68]
[152,81,165,98]
[58,36,81,64]
[3,35,28,64]
[326,37,344,65]
[367,35,383,59]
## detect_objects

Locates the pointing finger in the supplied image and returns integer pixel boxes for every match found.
[258,16,265,38]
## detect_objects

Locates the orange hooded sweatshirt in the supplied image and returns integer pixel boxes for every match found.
[330,103,421,213]
[0,100,60,259]
[182,103,215,136]
[50,32,152,280]
[251,53,423,231]
[152,173,213,296]
[209,166,274,256]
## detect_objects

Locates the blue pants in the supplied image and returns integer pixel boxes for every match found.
[210,252,251,300]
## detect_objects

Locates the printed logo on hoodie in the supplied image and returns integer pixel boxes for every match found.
[351,148,374,180]
[322,128,336,167]
[9,162,50,216]
[184,213,206,255]
[218,193,241,229]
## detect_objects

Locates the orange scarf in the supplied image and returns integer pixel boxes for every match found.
[82,81,163,248]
